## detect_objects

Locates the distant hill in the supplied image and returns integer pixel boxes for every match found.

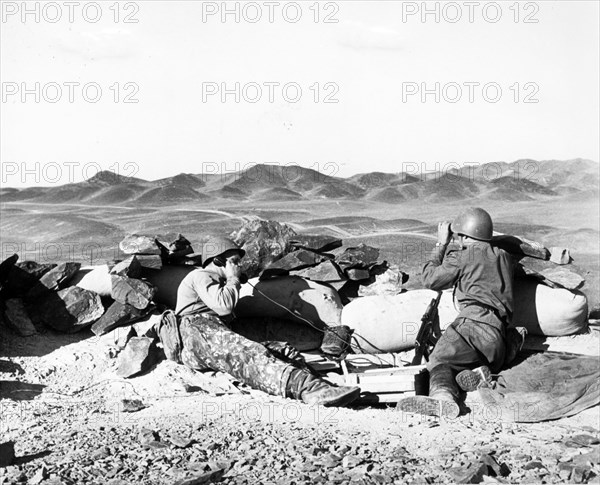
[1,159,597,206]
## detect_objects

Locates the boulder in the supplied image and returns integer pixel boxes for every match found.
[291,260,346,284]
[0,254,18,289]
[28,262,81,297]
[115,337,162,378]
[358,266,409,297]
[237,276,344,328]
[119,234,161,255]
[111,276,156,310]
[336,244,380,271]
[492,234,550,260]
[345,268,371,281]
[110,256,142,278]
[0,441,15,467]
[268,249,327,271]
[36,286,104,333]
[539,267,585,290]
[289,235,343,253]
[4,298,37,336]
[4,261,56,296]
[135,255,163,270]
[91,301,153,336]
[231,218,297,277]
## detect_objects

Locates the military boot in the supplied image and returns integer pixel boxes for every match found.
[397,365,460,419]
[285,369,360,407]
[455,365,493,392]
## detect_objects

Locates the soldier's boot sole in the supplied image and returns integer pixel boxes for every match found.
[456,366,492,392]
[396,396,460,419]
[303,386,361,407]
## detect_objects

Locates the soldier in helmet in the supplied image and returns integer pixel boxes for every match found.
[168,236,360,407]
[399,208,517,419]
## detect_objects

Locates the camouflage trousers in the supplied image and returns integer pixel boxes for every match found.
[179,313,295,397]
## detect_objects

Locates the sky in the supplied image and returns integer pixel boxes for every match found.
[1,0,599,187]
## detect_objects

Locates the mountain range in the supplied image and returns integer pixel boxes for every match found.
[1,159,597,205]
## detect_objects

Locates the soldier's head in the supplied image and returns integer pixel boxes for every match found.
[451,207,493,245]
[202,237,245,268]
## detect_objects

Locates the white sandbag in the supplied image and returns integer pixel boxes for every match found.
[237,276,343,328]
[342,289,458,353]
[142,265,196,308]
[513,278,588,336]
[72,265,112,297]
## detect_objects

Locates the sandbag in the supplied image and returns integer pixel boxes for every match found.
[237,276,343,328]
[512,278,588,336]
[72,265,112,297]
[141,265,196,308]
[342,290,458,353]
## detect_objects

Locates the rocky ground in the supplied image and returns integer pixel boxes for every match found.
[1,323,599,485]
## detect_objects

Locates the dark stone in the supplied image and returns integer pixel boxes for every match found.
[121,398,146,412]
[447,463,487,484]
[4,261,56,296]
[110,256,143,278]
[491,234,550,260]
[571,434,600,446]
[0,254,18,287]
[539,267,585,290]
[268,249,327,271]
[4,298,37,336]
[134,255,163,270]
[111,276,156,310]
[336,244,380,271]
[522,460,546,470]
[119,234,161,255]
[291,260,345,283]
[231,218,297,277]
[28,262,81,297]
[289,235,343,253]
[116,337,162,378]
[91,301,152,336]
[35,286,104,333]
[0,441,15,467]
[345,268,371,281]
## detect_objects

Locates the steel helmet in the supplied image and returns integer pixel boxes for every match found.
[202,237,245,267]
[451,207,493,241]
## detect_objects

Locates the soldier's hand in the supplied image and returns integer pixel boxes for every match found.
[224,258,242,280]
[437,221,452,245]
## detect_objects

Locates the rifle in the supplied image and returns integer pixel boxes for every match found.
[411,291,442,365]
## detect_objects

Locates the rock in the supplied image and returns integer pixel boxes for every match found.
[291,260,345,283]
[4,261,56,296]
[28,262,81,297]
[572,465,590,483]
[558,463,574,480]
[358,266,408,297]
[119,234,161,255]
[550,247,572,265]
[36,286,104,333]
[4,298,37,336]
[174,468,225,485]
[29,465,48,484]
[479,453,510,477]
[492,234,550,260]
[168,436,195,449]
[115,337,162,378]
[345,268,371,281]
[0,254,18,288]
[336,244,380,271]
[111,276,156,310]
[571,434,600,446]
[572,451,599,466]
[447,462,487,484]
[135,255,163,270]
[0,441,15,467]
[99,325,135,349]
[231,218,297,277]
[110,256,142,278]
[522,460,545,470]
[122,399,146,412]
[268,249,327,271]
[289,235,343,253]
[538,267,585,290]
[92,301,153,336]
